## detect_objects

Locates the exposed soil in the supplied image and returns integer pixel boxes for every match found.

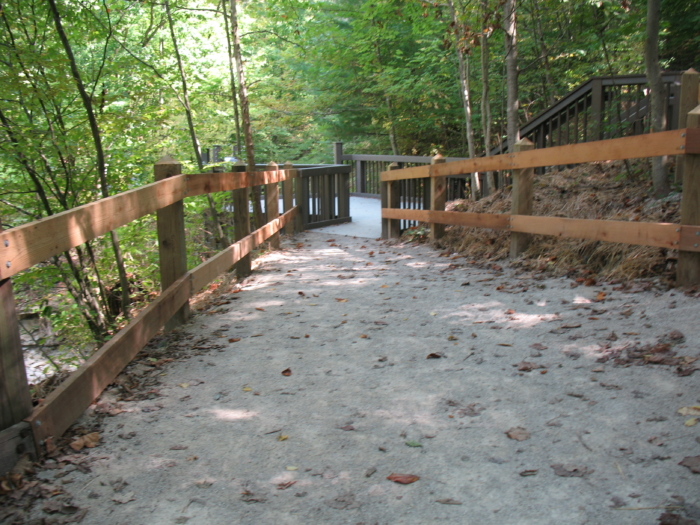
[2,230,699,525]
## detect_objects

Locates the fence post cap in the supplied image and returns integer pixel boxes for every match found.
[514,137,535,150]
[155,155,180,165]
[431,153,445,164]
[683,68,698,76]
[283,161,293,168]
[267,161,279,169]
[388,162,400,170]
[232,160,246,167]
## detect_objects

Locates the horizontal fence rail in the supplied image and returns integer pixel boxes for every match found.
[0,169,295,281]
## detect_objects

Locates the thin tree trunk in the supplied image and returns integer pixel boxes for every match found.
[503,0,520,152]
[448,0,476,161]
[532,0,555,106]
[47,0,131,320]
[165,0,229,247]
[644,0,669,198]
[230,0,264,229]
[386,96,399,155]
[222,0,242,157]
[480,0,493,199]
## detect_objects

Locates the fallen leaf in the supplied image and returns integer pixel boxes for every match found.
[112,491,135,504]
[380,284,389,288]
[678,406,700,416]
[286,466,298,471]
[550,464,594,477]
[436,498,462,505]
[519,469,538,477]
[517,361,543,372]
[169,445,188,450]
[685,418,698,427]
[326,239,335,242]
[255,307,265,312]
[228,338,241,343]
[405,441,423,447]
[335,298,348,302]
[277,481,297,490]
[339,425,355,431]
[186,456,198,461]
[360,334,368,339]
[595,291,606,301]
[426,352,444,359]
[281,368,292,376]
[278,435,289,441]
[242,386,252,392]
[69,432,100,451]
[561,323,582,329]
[498,343,512,347]
[447,335,458,341]
[178,383,189,388]
[429,312,437,316]
[505,309,516,315]
[387,473,420,484]
[505,427,530,441]
[679,456,700,474]
[530,343,548,350]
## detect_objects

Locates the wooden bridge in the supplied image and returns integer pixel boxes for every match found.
[1,69,699,475]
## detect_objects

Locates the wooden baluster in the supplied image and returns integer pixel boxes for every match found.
[429,154,446,241]
[677,104,700,286]
[155,156,189,330]
[266,162,280,249]
[675,69,699,184]
[232,160,251,277]
[509,138,536,258]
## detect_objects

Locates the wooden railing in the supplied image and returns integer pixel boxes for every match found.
[0,158,303,473]
[381,118,700,286]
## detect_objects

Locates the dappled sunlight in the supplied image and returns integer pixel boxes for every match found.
[572,295,593,304]
[208,408,258,421]
[443,300,560,328]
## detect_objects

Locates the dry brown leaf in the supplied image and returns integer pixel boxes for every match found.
[436,498,463,505]
[360,334,368,339]
[335,298,348,302]
[387,473,420,484]
[517,361,543,372]
[427,352,444,359]
[595,291,607,301]
[505,309,516,315]
[69,432,100,451]
[277,481,297,490]
[678,406,700,416]
[519,469,538,477]
[255,307,265,312]
[505,427,531,441]
[228,338,241,343]
[678,456,700,474]
[530,343,548,350]
[281,368,292,376]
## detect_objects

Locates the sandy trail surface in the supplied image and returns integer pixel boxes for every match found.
[32,231,700,524]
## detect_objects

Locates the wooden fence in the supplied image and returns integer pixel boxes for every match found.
[381,108,700,287]
[0,158,303,473]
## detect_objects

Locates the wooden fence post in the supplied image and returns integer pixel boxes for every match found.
[429,154,446,241]
[509,138,536,257]
[677,104,700,286]
[232,161,251,277]
[590,79,603,141]
[266,162,280,249]
[298,169,309,230]
[282,161,295,235]
[333,142,343,165]
[154,156,189,331]
[0,222,35,471]
[675,69,699,184]
[382,163,401,239]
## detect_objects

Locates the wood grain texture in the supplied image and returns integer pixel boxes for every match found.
[0,422,34,475]
[510,139,536,257]
[0,176,187,280]
[678,106,700,285]
[155,157,189,331]
[675,69,699,182]
[430,155,446,241]
[510,215,679,248]
[266,163,280,250]
[380,130,692,182]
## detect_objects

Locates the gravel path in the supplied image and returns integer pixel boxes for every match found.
[34,231,700,524]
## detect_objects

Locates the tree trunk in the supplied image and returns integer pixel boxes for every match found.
[503,0,520,153]
[222,0,242,157]
[47,0,131,320]
[386,96,399,155]
[448,0,476,161]
[644,0,670,198]
[481,0,493,199]
[165,0,229,247]
[230,0,264,229]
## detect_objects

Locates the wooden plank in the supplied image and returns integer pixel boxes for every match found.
[26,274,192,448]
[388,171,401,239]
[190,207,298,293]
[338,172,350,220]
[1,422,34,475]
[155,157,189,331]
[265,163,280,250]
[282,163,295,235]
[430,155,446,241]
[428,210,510,230]
[0,176,187,280]
[231,162,251,278]
[0,224,33,436]
[303,216,351,230]
[679,225,700,253]
[382,208,430,223]
[380,130,692,183]
[184,169,292,196]
[678,106,700,285]
[510,139,536,257]
[510,215,679,249]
